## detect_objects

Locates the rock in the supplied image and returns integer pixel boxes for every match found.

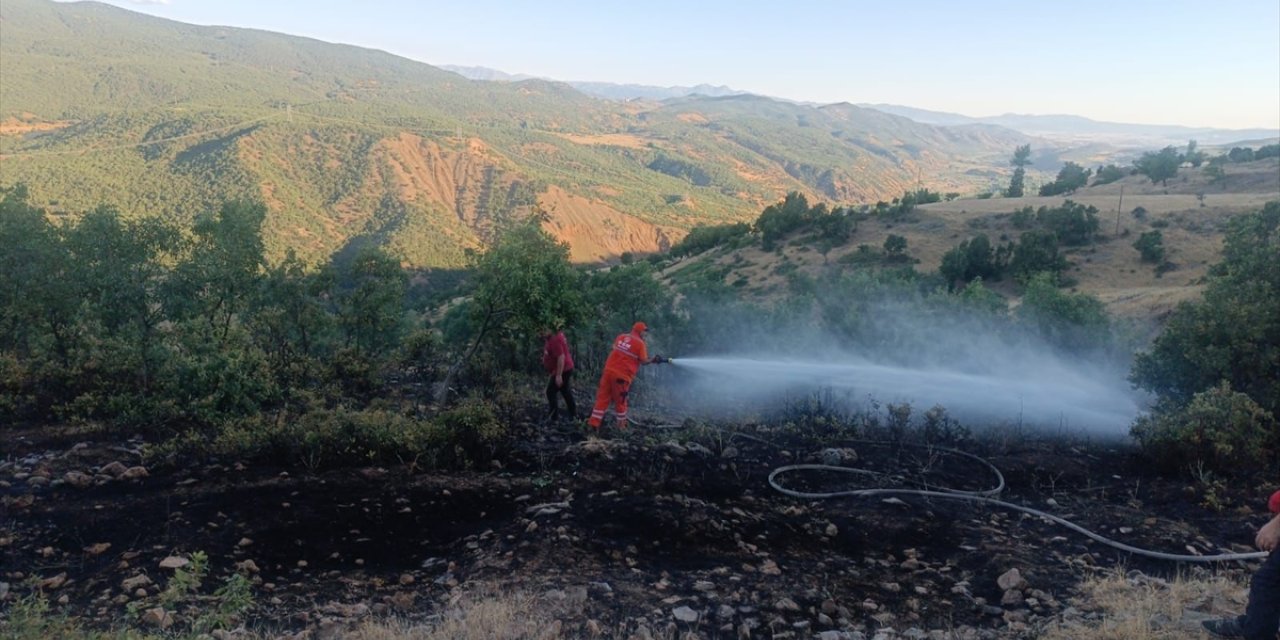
[100,461,129,477]
[0,582,9,599]
[718,604,736,620]
[694,580,715,592]
[121,575,152,590]
[673,606,700,623]
[235,560,260,574]
[996,569,1028,592]
[38,573,67,590]
[721,446,739,459]
[121,466,149,480]
[760,559,781,576]
[1000,589,1024,607]
[64,471,93,488]
[773,597,801,612]
[142,607,173,629]
[26,476,49,487]
[237,537,253,547]
[825,523,839,537]
[84,542,111,556]
[686,442,713,456]
[159,556,189,570]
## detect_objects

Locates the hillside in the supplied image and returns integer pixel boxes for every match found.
[664,159,1280,320]
[0,0,1036,267]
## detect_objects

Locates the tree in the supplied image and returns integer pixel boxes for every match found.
[1183,140,1205,168]
[883,234,908,260]
[1008,230,1067,279]
[1093,164,1126,185]
[1133,230,1165,263]
[1006,145,1032,197]
[166,201,267,340]
[939,234,1005,289]
[1036,200,1100,246]
[1039,162,1092,196]
[439,218,584,401]
[66,205,182,396]
[1131,202,1280,417]
[1017,272,1112,352]
[1134,146,1181,186]
[756,192,811,251]
[333,246,408,358]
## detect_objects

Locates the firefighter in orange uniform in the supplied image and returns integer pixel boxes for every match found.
[588,321,668,430]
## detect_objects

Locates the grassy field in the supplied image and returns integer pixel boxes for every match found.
[665,159,1279,322]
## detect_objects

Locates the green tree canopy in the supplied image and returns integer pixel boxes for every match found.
[1134,146,1181,186]
[1131,202,1280,417]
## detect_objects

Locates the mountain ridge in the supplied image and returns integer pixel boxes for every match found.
[1,0,1033,268]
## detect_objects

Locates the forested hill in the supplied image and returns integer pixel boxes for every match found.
[0,0,1032,267]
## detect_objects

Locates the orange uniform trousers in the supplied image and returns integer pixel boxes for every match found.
[588,370,632,428]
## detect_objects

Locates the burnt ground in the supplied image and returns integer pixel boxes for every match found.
[0,418,1269,639]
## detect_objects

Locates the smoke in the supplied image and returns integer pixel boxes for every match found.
[666,356,1142,436]
[644,277,1150,437]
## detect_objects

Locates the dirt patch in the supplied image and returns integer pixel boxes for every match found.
[555,132,651,149]
[0,117,73,136]
[676,112,709,125]
[539,185,687,262]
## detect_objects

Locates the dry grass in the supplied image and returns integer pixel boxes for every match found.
[1039,569,1249,640]
[344,591,567,640]
[555,132,651,149]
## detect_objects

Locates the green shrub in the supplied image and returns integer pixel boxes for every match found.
[1131,382,1277,473]
[1133,230,1166,263]
[435,396,507,466]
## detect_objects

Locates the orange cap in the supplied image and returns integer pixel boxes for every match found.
[632,321,648,334]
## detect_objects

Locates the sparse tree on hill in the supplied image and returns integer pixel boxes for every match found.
[1007,145,1032,197]
[1135,146,1181,186]
[883,234,908,260]
[1039,162,1092,196]
[1183,140,1205,168]
[1133,230,1166,263]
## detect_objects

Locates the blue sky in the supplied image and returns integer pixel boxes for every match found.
[77,0,1280,129]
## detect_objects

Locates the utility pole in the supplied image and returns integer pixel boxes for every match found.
[1115,184,1125,235]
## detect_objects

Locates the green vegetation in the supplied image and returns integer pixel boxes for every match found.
[1038,162,1091,196]
[1006,144,1031,197]
[1092,164,1126,185]
[0,0,1030,270]
[1131,202,1280,473]
[939,234,1010,289]
[1134,146,1180,187]
[1132,230,1166,263]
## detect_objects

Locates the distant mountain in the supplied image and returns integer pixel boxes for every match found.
[0,0,1032,268]
[859,104,1280,146]
[439,65,538,82]
[442,65,743,102]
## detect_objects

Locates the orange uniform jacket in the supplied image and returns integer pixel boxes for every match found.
[603,332,648,381]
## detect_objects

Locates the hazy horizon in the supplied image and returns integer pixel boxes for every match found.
[55,0,1280,131]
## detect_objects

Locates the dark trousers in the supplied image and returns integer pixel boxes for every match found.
[546,369,576,419]
[1241,548,1280,639]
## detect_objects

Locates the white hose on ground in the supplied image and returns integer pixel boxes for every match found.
[766,442,1268,563]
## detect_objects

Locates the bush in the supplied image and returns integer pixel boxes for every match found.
[670,222,752,257]
[1131,382,1277,473]
[1133,230,1165,263]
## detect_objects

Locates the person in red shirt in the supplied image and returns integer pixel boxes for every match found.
[541,326,576,422]
[1203,489,1280,639]
[587,321,667,431]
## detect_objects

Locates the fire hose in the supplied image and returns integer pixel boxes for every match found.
[765,441,1269,563]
